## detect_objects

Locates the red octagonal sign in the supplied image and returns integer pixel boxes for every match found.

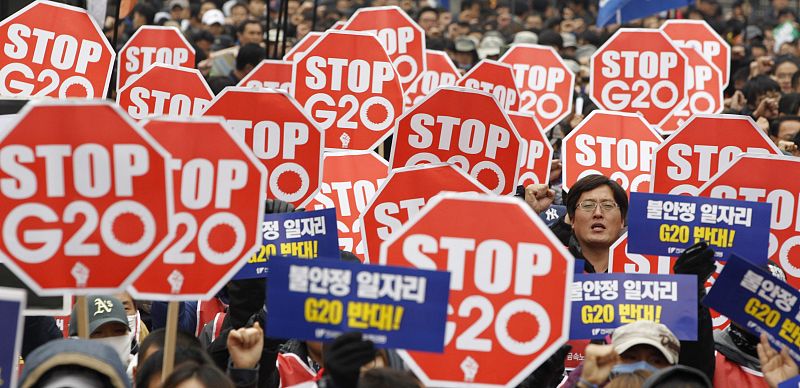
[359,163,489,264]
[0,101,173,295]
[391,86,523,195]
[293,30,404,150]
[131,117,266,300]
[499,44,575,132]
[590,28,688,127]
[203,87,324,208]
[651,114,780,196]
[698,154,800,289]
[562,111,662,194]
[380,192,573,387]
[343,6,426,92]
[117,64,213,120]
[457,59,520,111]
[117,25,195,91]
[0,0,115,98]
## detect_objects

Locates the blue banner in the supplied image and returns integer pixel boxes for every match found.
[0,288,24,388]
[705,255,800,363]
[570,273,697,340]
[597,0,692,27]
[780,375,800,388]
[234,209,340,280]
[266,257,450,353]
[627,192,771,262]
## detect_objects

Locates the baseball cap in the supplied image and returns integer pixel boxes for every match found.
[561,32,577,48]
[454,37,477,52]
[202,9,226,26]
[611,320,680,365]
[478,36,505,59]
[168,0,189,10]
[68,295,129,337]
[513,31,538,44]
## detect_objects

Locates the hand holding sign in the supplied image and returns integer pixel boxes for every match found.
[758,333,800,388]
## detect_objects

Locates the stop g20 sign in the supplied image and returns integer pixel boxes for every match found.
[380,192,573,387]
[117,25,195,90]
[0,0,115,98]
[562,110,662,193]
[0,101,173,294]
[292,30,404,151]
[391,86,523,195]
[590,28,688,127]
[203,87,323,208]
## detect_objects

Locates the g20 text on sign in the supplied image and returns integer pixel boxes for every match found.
[704,255,800,364]
[235,208,339,280]
[265,257,450,352]
[570,273,697,340]
[627,192,771,261]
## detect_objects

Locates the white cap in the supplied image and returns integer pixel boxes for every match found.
[202,9,226,26]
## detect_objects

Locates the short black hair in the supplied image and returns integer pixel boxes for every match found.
[769,115,800,138]
[236,43,266,71]
[135,348,215,388]
[417,6,438,19]
[774,55,800,75]
[162,361,234,388]
[133,3,156,25]
[565,174,628,222]
[359,368,421,388]
[779,93,800,115]
[743,75,780,108]
[238,19,263,35]
[792,71,800,90]
[138,328,203,367]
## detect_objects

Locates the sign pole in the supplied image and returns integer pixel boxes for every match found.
[161,301,179,381]
[76,296,89,339]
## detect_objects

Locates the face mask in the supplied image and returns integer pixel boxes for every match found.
[609,360,660,378]
[127,312,139,339]
[93,335,131,367]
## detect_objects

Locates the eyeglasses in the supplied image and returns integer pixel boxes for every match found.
[577,200,619,212]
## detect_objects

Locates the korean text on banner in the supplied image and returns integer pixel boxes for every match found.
[235,209,339,280]
[265,257,450,353]
[570,273,697,340]
[627,192,771,261]
[704,255,800,363]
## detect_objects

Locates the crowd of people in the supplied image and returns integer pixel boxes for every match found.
[11,0,800,387]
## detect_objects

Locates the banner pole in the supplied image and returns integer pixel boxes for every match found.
[311,0,319,32]
[265,0,271,58]
[76,296,89,339]
[111,0,122,50]
[161,301,179,381]
[280,0,289,57]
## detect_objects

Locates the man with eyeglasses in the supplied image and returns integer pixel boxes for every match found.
[525,174,718,382]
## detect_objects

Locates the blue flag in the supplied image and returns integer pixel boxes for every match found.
[234,209,340,280]
[266,257,451,353]
[627,192,771,262]
[704,255,800,363]
[570,273,697,340]
[597,0,693,27]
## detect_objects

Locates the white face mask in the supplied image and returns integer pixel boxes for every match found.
[93,335,131,367]
[127,312,139,339]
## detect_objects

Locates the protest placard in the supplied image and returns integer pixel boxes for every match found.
[705,254,800,363]
[236,209,340,280]
[265,257,450,352]
[628,192,771,261]
[570,273,697,340]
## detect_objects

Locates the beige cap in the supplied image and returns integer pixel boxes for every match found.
[611,320,680,365]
